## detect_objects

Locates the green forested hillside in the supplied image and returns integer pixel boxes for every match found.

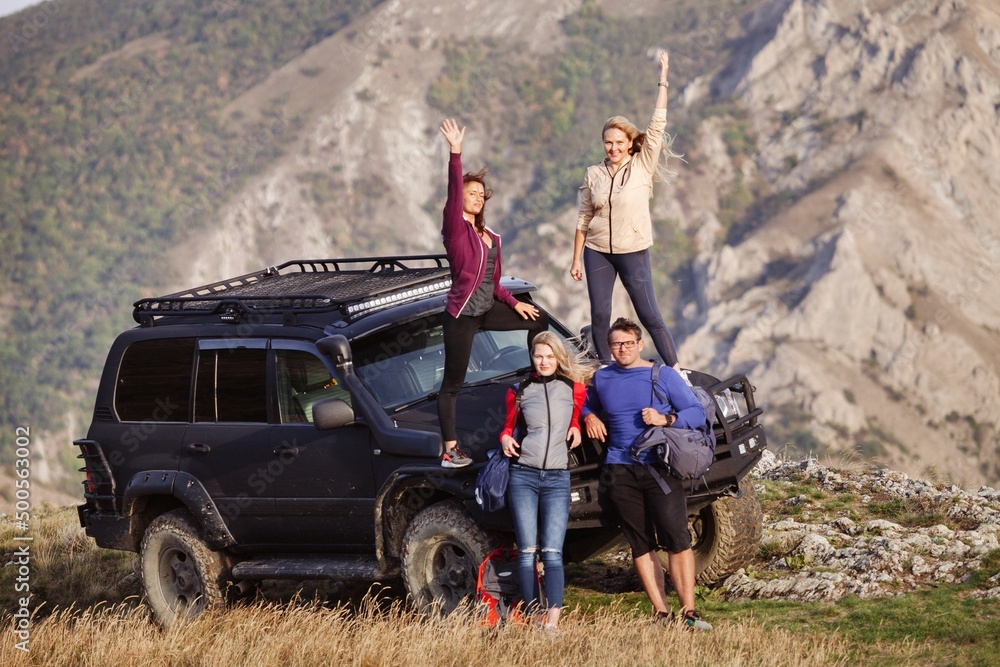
[0,0,755,477]
[0,0,383,466]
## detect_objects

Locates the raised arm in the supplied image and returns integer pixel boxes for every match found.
[655,50,669,110]
[635,52,670,173]
[440,119,466,241]
[439,118,465,154]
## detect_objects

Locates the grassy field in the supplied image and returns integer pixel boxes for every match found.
[2,475,998,666]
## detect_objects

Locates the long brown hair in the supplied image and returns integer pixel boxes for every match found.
[463,167,493,233]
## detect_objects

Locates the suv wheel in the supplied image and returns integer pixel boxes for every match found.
[401,500,500,614]
[140,509,230,625]
[660,481,763,585]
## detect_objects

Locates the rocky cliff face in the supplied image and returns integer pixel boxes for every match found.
[169,0,1000,484]
[673,0,1000,484]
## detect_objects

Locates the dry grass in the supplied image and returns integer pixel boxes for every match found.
[0,505,139,613]
[0,597,863,667]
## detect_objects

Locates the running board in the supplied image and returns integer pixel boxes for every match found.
[231,556,384,581]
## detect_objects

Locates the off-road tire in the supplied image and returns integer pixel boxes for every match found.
[140,509,230,626]
[660,482,763,586]
[401,500,501,614]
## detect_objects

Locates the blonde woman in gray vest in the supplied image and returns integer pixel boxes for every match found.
[499,332,594,631]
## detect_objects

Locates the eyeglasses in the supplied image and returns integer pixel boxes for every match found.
[609,340,638,350]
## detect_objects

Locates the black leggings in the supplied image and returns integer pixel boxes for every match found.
[437,301,547,443]
[584,247,678,366]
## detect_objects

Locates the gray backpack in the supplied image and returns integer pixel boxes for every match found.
[630,363,716,492]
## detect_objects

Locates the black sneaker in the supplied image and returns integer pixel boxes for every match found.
[652,610,676,625]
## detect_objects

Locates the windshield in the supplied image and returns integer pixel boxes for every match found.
[350,314,579,410]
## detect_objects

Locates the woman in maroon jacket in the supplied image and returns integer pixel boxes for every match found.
[437,118,547,467]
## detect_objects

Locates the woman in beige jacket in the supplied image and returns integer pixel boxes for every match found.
[570,51,679,367]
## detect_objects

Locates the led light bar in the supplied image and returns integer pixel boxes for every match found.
[345,280,452,315]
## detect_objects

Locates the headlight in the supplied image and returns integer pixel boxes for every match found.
[715,388,742,420]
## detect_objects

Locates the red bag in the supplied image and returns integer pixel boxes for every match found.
[476,547,543,627]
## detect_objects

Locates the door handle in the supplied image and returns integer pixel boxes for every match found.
[186,442,211,455]
[273,445,300,458]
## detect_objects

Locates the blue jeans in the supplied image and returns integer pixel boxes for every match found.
[506,464,570,612]
[583,247,679,366]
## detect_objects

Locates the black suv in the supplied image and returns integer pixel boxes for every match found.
[76,255,767,625]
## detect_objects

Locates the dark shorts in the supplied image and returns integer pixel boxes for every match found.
[599,464,691,556]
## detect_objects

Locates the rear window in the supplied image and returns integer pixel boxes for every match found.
[115,338,195,422]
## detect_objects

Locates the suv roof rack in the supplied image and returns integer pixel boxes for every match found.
[133,255,452,326]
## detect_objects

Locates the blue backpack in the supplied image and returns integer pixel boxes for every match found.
[631,363,717,491]
[475,448,511,512]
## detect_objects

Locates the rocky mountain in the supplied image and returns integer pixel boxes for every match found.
[676,0,1000,485]
[5,0,997,495]
[164,0,999,485]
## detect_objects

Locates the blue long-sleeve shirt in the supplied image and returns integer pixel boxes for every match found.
[582,363,706,465]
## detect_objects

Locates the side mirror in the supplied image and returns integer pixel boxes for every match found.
[313,398,355,430]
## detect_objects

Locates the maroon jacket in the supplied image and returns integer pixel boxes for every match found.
[441,153,519,318]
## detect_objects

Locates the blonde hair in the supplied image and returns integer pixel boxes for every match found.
[603,116,643,154]
[530,332,597,385]
[602,115,680,183]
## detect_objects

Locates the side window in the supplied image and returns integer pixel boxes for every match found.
[275,349,351,423]
[115,338,194,422]
[193,348,267,423]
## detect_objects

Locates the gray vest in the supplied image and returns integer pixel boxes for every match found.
[515,375,576,470]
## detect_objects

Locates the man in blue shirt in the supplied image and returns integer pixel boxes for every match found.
[582,317,712,631]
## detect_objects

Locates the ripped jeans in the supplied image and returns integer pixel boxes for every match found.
[506,464,570,612]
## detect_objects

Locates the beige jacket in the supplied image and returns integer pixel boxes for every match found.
[577,107,667,254]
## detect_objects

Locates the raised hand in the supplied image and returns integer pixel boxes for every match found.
[439,118,465,154]
[658,50,669,82]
